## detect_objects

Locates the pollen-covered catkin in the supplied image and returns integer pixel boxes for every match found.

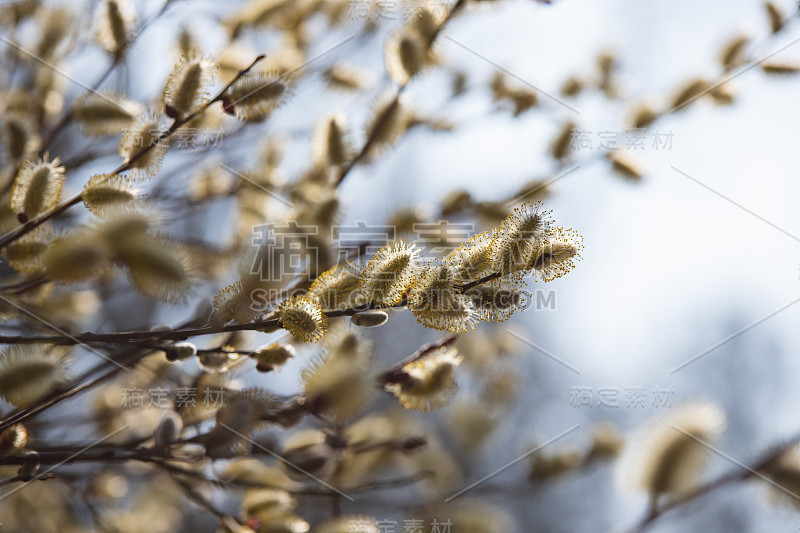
[278,296,327,342]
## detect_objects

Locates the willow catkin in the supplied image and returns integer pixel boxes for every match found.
[43,233,110,282]
[3,227,51,274]
[0,345,70,407]
[718,34,749,72]
[2,114,39,162]
[94,0,135,55]
[528,227,582,281]
[301,329,373,419]
[311,112,350,167]
[408,260,477,332]
[607,150,645,181]
[116,236,195,302]
[760,61,800,75]
[384,346,463,412]
[358,240,420,305]
[308,260,365,311]
[670,78,711,110]
[252,343,295,372]
[623,403,726,499]
[119,114,167,177]
[162,52,216,118]
[224,72,288,120]
[82,174,139,215]
[350,310,388,328]
[278,296,327,342]
[550,121,576,161]
[10,155,65,220]
[765,1,785,34]
[72,93,143,136]
[323,62,374,92]
[490,202,553,277]
[365,93,409,154]
[385,26,428,84]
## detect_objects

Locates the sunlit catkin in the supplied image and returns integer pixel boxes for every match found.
[119,114,167,177]
[491,202,552,277]
[278,296,327,342]
[116,236,194,302]
[162,52,216,118]
[82,174,139,215]
[302,329,373,419]
[0,345,70,407]
[252,343,295,372]
[358,240,420,305]
[224,72,288,120]
[528,227,582,281]
[94,0,135,55]
[385,346,463,412]
[308,260,365,311]
[10,155,66,220]
[624,403,726,499]
[72,92,143,136]
[408,260,476,332]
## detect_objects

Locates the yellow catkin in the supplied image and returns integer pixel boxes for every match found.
[94,0,135,55]
[301,329,373,419]
[162,52,216,117]
[358,241,420,306]
[119,114,167,177]
[43,233,110,282]
[308,259,365,311]
[0,345,70,407]
[408,260,476,332]
[278,296,327,342]
[116,236,194,302]
[385,346,463,412]
[3,227,52,274]
[225,72,288,120]
[82,174,139,215]
[72,92,143,136]
[10,155,65,219]
[528,227,583,281]
[490,202,553,277]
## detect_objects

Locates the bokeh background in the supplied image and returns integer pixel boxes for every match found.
[6,0,800,531]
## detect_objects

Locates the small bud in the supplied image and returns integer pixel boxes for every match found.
[351,310,389,328]
[17,450,40,481]
[153,411,183,452]
[166,341,197,361]
[252,343,295,372]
